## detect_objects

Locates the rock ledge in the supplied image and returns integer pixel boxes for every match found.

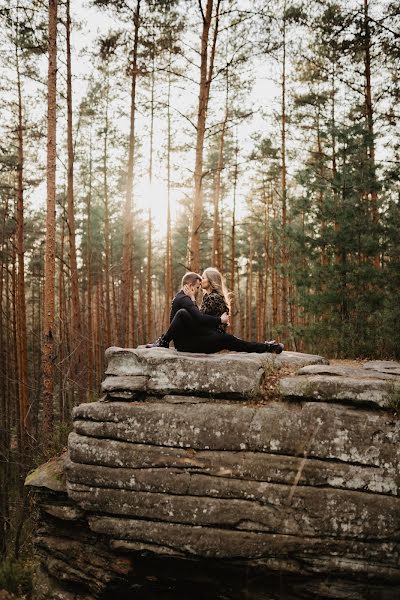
[26,351,400,599]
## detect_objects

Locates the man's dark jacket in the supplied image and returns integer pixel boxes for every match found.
[170,290,221,335]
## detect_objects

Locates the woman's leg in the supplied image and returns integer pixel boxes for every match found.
[178,332,279,354]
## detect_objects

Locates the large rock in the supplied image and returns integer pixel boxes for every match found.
[25,454,67,493]
[103,346,327,398]
[27,351,400,599]
[71,400,399,470]
[280,362,400,409]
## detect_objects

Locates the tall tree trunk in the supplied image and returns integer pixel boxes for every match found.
[103,68,112,348]
[42,0,58,442]
[280,1,288,332]
[0,200,10,557]
[263,182,271,339]
[212,109,227,271]
[120,0,141,346]
[15,35,30,458]
[331,66,340,266]
[272,203,278,327]
[146,212,152,341]
[229,133,238,334]
[66,0,82,393]
[316,110,327,268]
[189,0,221,272]
[86,133,94,396]
[146,51,155,342]
[138,270,145,345]
[247,221,254,340]
[165,62,173,327]
[363,0,379,266]
[212,67,229,271]
[58,208,66,422]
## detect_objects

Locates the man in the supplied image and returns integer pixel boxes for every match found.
[146,272,284,354]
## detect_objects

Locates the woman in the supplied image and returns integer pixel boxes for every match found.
[200,267,231,333]
[199,266,283,353]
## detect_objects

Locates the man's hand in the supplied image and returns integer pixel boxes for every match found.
[220,312,229,325]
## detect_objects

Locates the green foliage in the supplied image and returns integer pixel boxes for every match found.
[384,383,400,416]
[0,559,33,597]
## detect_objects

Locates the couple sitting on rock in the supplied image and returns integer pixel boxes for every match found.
[146,268,284,355]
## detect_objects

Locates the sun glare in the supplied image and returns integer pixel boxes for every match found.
[135,178,173,235]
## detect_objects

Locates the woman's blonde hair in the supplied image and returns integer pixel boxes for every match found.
[203,267,232,310]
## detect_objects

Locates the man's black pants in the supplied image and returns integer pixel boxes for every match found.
[164,308,269,354]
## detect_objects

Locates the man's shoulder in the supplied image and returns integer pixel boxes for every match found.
[172,290,191,307]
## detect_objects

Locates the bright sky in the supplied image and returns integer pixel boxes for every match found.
[64,1,278,235]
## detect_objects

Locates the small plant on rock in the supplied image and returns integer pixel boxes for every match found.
[384,383,400,416]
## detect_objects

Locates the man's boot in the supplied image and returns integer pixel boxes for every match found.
[265,340,284,354]
[145,334,169,349]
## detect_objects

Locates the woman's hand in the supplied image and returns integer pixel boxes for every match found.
[220,312,230,325]
[183,284,195,301]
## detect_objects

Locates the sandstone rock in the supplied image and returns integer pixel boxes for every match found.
[279,374,400,409]
[72,400,400,469]
[35,534,131,595]
[297,363,400,380]
[88,516,399,579]
[42,504,85,521]
[363,360,400,376]
[25,454,67,493]
[67,434,398,495]
[68,480,400,540]
[29,349,400,598]
[103,346,327,398]
[33,566,95,600]
[100,375,149,394]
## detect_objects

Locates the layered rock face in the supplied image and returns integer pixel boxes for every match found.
[27,349,400,599]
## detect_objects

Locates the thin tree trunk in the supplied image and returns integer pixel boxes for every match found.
[212,109,227,271]
[331,66,340,266]
[280,1,288,332]
[146,213,152,341]
[66,0,82,392]
[363,0,379,266]
[317,110,327,267]
[229,133,238,334]
[0,201,10,556]
[103,68,112,348]
[165,62,173,327]
[15,34,30,457]
[189,0,221,272]
[272,203,278,327]
[146,50,155,342]
[120,0,141,346]
[58,210,66,422]
[138,271,145,345]
[263,184,270,339]
[42,0,58,442]
[86,133,93,395]
[247,226,254,340]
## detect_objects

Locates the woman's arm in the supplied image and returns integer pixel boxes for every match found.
[179,294,222,327]
[200,293,229,317]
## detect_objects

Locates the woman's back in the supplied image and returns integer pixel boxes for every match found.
[200,291,229,333]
